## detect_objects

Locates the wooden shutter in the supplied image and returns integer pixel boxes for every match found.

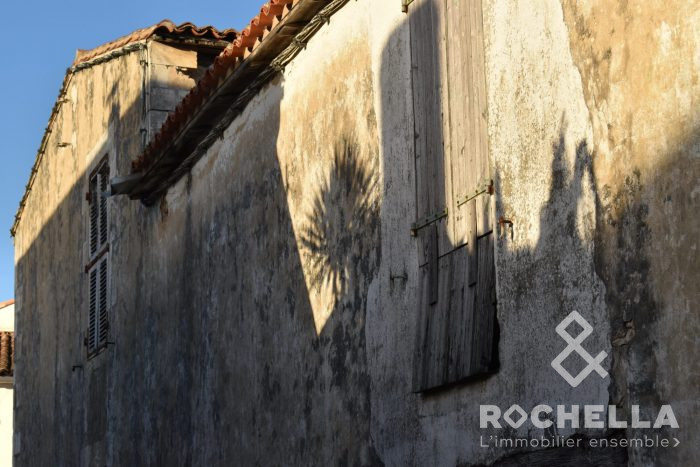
[87,258,109,355]
[86,158,110,356]
[98,259,109,344]
[90,175,99,254]
[88,267,98,352]
[411,0,498,392]
[99,164,109,246]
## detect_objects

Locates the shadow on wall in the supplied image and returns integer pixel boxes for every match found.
[300,138,379,304]
[487,96,699,466]
[15,56,385,466]
[13,3,700,466]
[377,1,698,465]
[13,70,147,466]
[501,115,598,315]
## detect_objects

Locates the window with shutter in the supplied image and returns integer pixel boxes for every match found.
[86,158,110,357]
[90,175,99,255]
[410,0,498,392]
[88,268,98,350]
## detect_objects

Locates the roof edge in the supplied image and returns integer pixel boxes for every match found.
[73,20,237,66]
[11,23,236,237]
[125,0,350,202]
[10,70,73,238]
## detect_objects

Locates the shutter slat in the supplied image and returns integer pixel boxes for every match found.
[98,259,108,345]
[87,159,110,356]
[470,0,492,237]
[472,233,497,373]
[89,176,99,254]
[410,0,451,260]
[446,0,475,249]
[99,164,109,246]
[446,247,474,382]
[466,199,478,286]
[411,0,498,391]
[89,268,98,351]
[427,225,438,305]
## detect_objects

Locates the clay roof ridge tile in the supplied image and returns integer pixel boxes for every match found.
[73,20,238,66]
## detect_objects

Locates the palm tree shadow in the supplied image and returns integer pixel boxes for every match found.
[299,137,380,306]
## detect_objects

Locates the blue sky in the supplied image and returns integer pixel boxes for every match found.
[0,0,262,300]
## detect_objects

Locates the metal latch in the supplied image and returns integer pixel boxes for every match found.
[456,178,493,207]
[410,207,448,236]
[401,0,415,13]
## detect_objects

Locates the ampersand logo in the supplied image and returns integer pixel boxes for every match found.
[551,311,608,388]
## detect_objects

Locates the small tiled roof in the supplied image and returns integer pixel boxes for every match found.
[0,332,13,377]
[127,0,348,203]
[73,20,238,65]
[11,21,236,237]
[131,0,297,174]
[0,299,14,309]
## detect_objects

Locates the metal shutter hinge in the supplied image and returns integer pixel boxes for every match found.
[456,178,493,207]
[410,180,493,236]
[411,207,448,236]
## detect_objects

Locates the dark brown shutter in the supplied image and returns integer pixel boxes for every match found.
[89,175,99,255]
[99,164,109,247]
[98,259,109,345]
[87,158,110,356]
[89,267,98,352]
[411,0,498,392]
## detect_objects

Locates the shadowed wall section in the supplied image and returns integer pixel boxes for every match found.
[11,0,699,466]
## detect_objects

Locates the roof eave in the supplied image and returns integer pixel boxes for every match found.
[125,0,349,204]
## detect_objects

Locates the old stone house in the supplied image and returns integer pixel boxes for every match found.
[10,0,699,466]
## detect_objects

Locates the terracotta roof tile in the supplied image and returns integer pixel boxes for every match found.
[74,20,237,65]
[11,20,236,237]
[131,0,298,174]
[0,332,13,377]
[0,299,14,309]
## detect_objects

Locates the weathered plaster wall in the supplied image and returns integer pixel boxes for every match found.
[13,49,145,466]
[561,2,700,465]
[107,3,383,464]
[13,40,204,466]
[13,0,698,466]
[365,1,613,464]
[478,0,699,465]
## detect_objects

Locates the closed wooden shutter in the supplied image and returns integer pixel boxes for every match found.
[90,176,99,255]
[88,267,98,352]
[87,256,109,355]
[89,161,109,253]
[98,259,109,344]
[410,0,498,392]
[99,164,109,246]
[86,158,110,356]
